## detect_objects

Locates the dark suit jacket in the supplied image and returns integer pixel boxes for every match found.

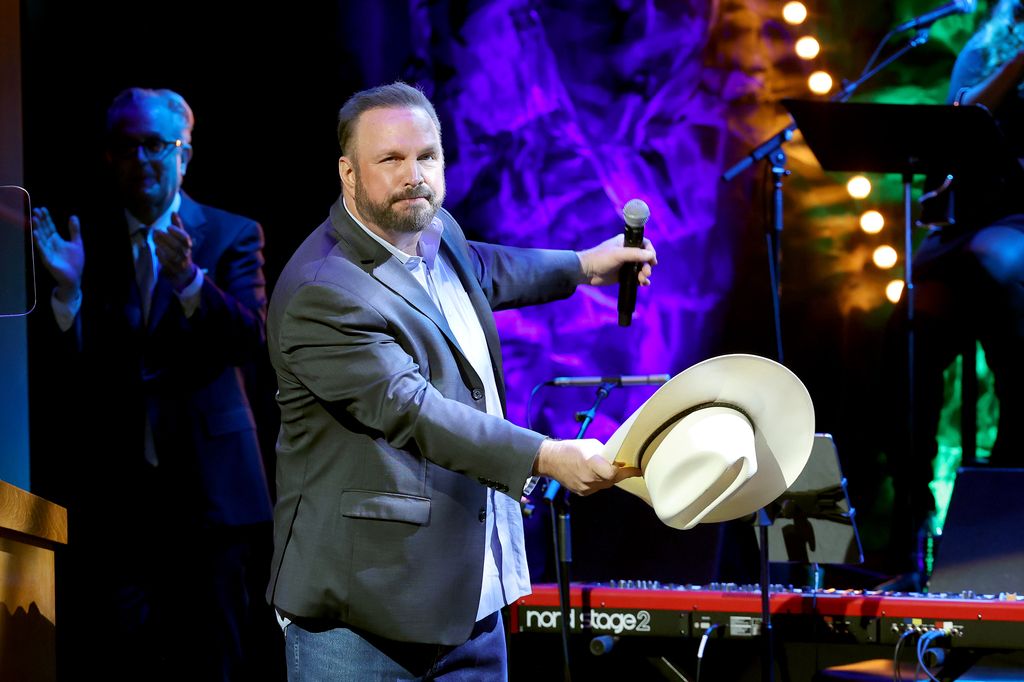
[266,198,582,645]
[66,192,272,529]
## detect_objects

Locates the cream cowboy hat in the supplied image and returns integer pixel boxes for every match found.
[602,354,815,530]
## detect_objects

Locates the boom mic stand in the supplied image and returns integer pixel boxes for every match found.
[721,27,937,682]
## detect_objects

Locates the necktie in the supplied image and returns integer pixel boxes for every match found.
[134,227,155,322]
[133,227,159,466]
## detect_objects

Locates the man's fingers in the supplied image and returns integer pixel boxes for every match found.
[31,210,82,246]
[154,228,190,249]
[153,230,193,270]
[619,246,657,262]
[587,453,619,479]
[612,466,643,483]
[642,237,657,264]
[639,263,653,285]
[574,464,640,496]
[32,208,53,235]
[68,215,81,242]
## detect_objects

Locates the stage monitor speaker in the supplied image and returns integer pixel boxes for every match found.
[928,467,1024,595]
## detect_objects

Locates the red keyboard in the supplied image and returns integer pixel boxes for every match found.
[511,583,1024,648]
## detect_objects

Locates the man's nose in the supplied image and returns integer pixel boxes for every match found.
[128,145,154,165]
[403,159,424,185]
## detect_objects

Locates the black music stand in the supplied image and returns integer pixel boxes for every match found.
[760,434,863,586]
[780,101,1016,182]
[780,102,1019,569]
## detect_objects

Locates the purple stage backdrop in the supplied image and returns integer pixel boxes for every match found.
[377,0,810,441]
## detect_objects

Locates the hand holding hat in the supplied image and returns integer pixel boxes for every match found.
[534,438,642,496]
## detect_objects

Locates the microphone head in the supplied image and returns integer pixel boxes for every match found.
[623,198,650,228]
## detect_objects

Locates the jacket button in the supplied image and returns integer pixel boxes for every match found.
[478,508,487,523]
[471,388,484,400]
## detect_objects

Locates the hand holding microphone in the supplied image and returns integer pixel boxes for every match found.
[575,198,656,325]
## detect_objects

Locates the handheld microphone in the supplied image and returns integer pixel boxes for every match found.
[617,199,651,327]
[550,374,671,387]
[893,0,974,33]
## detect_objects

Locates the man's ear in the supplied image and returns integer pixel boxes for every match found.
[339,155,356,193]
[180,145,194,176]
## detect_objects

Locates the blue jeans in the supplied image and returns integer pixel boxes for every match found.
[285,611,507,681]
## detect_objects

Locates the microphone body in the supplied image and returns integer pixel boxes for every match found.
[617,199,651,326]
[550,374,671,387]
[894,0,974,32]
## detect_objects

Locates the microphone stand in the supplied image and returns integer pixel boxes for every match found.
[756,508,775,682]
[543,381,617,682]
[721,27,934,682]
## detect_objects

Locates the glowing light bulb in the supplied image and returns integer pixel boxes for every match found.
[873,245,898,269]
[847,175,872,199]
[886,280,905,303]
[795,36,820,59]
[808,71,833,94]
[783,1,808,24]
[860,210,884,234]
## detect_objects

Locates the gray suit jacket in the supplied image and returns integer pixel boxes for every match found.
[266,197,582,644]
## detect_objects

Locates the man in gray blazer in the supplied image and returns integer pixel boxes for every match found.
[267,82,656,680]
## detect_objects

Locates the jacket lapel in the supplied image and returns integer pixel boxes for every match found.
[437,221,507,403]
[329,199,468,361]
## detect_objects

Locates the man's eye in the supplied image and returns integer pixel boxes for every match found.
[144,139,166,154]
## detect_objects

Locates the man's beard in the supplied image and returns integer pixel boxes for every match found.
[354,176,444,234]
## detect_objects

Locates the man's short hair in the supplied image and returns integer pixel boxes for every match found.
[106,87,195,142]
[336,82,442,158]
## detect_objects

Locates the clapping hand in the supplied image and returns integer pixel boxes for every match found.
[32,207,84,301]
[153,212,197,290]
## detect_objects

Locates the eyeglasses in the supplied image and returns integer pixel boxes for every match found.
[109,136,190,161]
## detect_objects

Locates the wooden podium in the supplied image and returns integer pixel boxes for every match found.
[0,479,67,682]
